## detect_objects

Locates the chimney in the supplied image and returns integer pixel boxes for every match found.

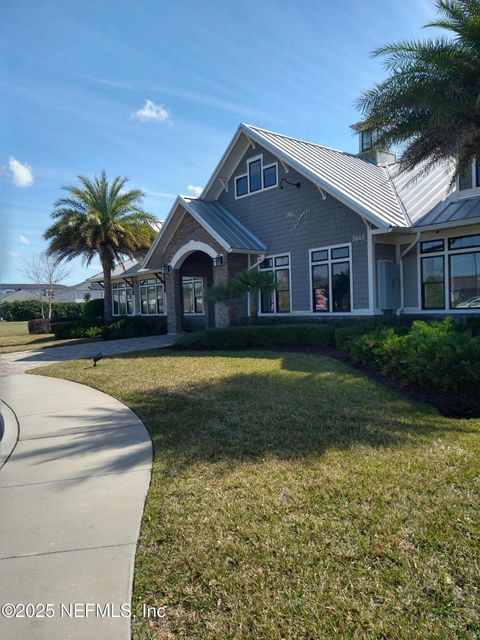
[357,128,396,165]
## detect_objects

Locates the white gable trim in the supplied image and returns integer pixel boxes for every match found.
[170,241,218,269]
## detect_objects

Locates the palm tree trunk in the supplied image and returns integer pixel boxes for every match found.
[250,290,258,325]
[103,264,113,324]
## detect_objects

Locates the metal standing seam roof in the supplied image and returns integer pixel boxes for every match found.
[241,124,408,228]
[413,193,480,227]
[181,196,266,252]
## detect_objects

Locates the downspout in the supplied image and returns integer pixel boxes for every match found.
[396,231,420,316]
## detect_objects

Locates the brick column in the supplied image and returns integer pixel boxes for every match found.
[166,269,182,334]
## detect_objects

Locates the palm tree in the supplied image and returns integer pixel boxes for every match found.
[206,279,245,326]
[235,269,277,324]
[353,0,480,180]
[44,172,158,323]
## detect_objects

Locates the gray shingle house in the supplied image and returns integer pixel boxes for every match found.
[89,123,480,333]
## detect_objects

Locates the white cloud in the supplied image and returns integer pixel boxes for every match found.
[18,234,30,245]
[187,185,203,197]
[132,100,171,123]
[7,250,20,257]
[8,157,34,187]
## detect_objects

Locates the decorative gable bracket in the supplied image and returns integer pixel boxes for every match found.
[317,186,327,200]
[218,177,229,193]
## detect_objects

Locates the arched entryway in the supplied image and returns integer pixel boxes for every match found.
[177,250,214,331]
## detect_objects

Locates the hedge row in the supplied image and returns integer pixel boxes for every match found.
[175,324,335,350]
[52,316,167,340]
[339,318,480,394]
[0,300,83,322]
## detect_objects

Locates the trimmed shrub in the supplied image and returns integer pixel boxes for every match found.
[101,316,167,340]
[174,324,335,350]
[0,300,83,322]
[348,318,480,394]
[28,318,52,334]
[52,319,102,339]
[83,298,104,320]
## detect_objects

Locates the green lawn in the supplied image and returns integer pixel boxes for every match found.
[34,350,480,639]
[0,321,93,354]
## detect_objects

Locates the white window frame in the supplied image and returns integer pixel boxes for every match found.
[457,158,480,198]
[234,154,279,200]
[416,231,480,311]
[257,252,292,315]
[309,242,353,314]
[182,276,205,316]
[112,281,134,316]
[139,277,166,316]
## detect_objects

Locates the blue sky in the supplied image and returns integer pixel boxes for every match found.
[0,0,438,284]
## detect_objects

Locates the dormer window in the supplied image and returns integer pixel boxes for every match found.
[360,130,373,152]
[458,158,480,193]
[235,155,278,198]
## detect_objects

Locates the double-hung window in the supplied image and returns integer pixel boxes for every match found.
[182,277,204,314]
[235,155,278,198]
[419,233,480,309]
[112,281,134,315]
[140,277,165,315]
[258,254,290,313]
[311,245,351,313]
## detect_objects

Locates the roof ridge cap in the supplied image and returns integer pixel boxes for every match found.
[384,163,412,226]
[242,123,345,154]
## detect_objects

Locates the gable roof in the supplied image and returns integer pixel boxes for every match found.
[201,123,456,230]
[143,195,265,267]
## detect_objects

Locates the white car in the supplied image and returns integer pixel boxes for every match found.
[456,296,480,308]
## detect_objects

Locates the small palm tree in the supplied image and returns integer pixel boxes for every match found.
[44,172,158,323]
[354,0,480,179]
[206,279,245,326]
[235,269,277,324]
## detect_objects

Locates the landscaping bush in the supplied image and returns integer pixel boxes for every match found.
[83,298,104,321]
[52,319,102,339]
[0,300,83,322]
[101,316,167,340]
[28,318,52,334]
[175,324,335,350]
[348,318,480,394]
[334,318,413,353]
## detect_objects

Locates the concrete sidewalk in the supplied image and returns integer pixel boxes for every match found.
[0,373,152,639]
[0,333,174,375]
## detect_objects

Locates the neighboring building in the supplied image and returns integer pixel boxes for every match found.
[88,123,480,334]
[0,281,103,304]
[0,283,68,302]
[55,282,104,303]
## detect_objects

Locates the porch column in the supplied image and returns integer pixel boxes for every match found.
[213,259,229,328]
[166,269,182,334]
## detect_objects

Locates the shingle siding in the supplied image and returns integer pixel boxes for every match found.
[217,144,370,311]
[401,244,419,308]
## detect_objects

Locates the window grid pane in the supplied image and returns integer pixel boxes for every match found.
[421,256,445,309]
[275,269,290,312]
[263,165,277,188]
[311,250,328,262]
[331,261,350,312]
[331,246,349,260]
[312,264,329,312]
[236,175,248,197]
[449,252,480,308]
[249,159,262,192]
[449,234,480,251]
[421,240,444,254]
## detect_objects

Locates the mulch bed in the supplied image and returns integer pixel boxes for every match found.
[300,346,480,419]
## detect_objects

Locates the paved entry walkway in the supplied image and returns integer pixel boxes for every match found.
[0,334,174,375]
[0,373,153,639]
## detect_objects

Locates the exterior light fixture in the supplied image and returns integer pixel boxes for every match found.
[280,178,301,189]
[213,255,224,267]
[161,264,171,273]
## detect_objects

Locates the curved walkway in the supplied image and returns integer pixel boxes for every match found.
[0,373,152,639]
[0,333,174,375]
